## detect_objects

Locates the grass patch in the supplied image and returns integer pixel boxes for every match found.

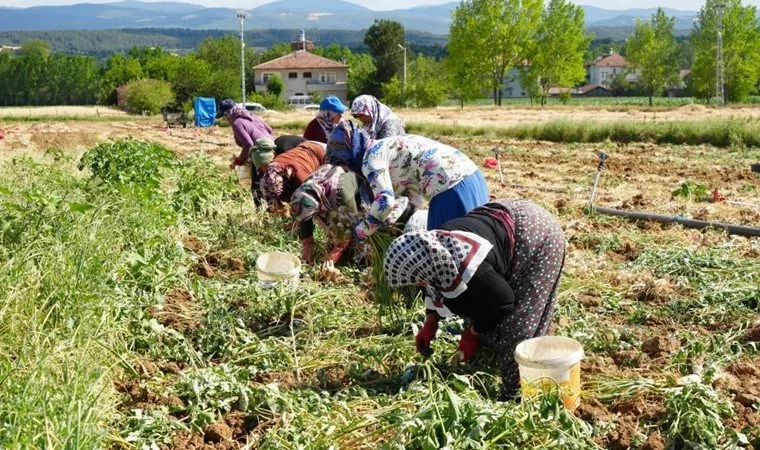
[407,118,760,147]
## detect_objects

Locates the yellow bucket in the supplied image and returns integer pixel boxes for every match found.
[514,336,584,409]
[256,252,301,290]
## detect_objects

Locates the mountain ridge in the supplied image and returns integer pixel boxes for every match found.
[0,0,699,34]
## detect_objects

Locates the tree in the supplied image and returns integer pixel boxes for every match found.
[265,75,285,98]
[449,0,542,105]
[407,55,449,107]
[123,79,174,114]
[364,20,405,96]
[100,54,143,104]
[168,55,212,105]
[626,8,680,106]
[445,57,487,108]
[381,76,404,107]
[206,70,242,101]
[197,36,257,92]
[692,0,760,102]
[347,52,376,100]
[519,0,589,105]
[19,39,51,59]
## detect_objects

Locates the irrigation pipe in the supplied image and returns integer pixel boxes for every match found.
[593,206,760,238]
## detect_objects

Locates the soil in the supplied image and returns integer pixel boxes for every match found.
[744,322,760,343]
[577,294,602,308]
[114,379,184,410]
[194,253,246,279]
[203,422,232,443]
[605,415,639,450]
[151,289,201,334]
[641,431,667,450]
[641,335,681,358]
[575,397,611,422]
[194,259,217,278]
[611,395,665,422]
[611,350,649,369]
[182,235,206,253]
[253,371,301,389]
[171,411,258,450]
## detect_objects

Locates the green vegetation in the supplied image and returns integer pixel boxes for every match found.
[626,8,681,106]
[408,117,760,147]
[364,19,407,97]
[123,79,175,114]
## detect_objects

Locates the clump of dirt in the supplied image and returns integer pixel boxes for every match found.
[575,397,611,422]
[172,412,258,449]
[620,193,649,210]
[726,359,760,396]
[605,415,639,450]
[254,371,300,389]
[159,361,184,375]
[612,241,640,262]
[641,335,681,358]
[182,235,206,253]
[629,277,677,303]
[611,395,665,422]
[743,322,760,342]
[151,289,202,334]
[611,350,649,369]
[114,380,184,410]
[194,259,217,278]
[577,294,602,308]
[641,431,667,450]
[204,422,232,443]
[205,252,246,273]
[713,372,742,394]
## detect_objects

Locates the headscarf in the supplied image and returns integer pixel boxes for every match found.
[260,163,292,204]
[326,121,372,173]
[351,95,401,138]
[290,164,343,224]
[315,110,341,140]
[384,230,493,300]
[224,104,253,123]
[251,138,276,168]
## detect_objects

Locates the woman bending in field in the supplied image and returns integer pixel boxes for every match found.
[259,140,326,210]
[384,199,566,399]
[350,95,405,139]
[325,121,489,241]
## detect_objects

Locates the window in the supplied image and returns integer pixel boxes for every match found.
[319,72,337,83]
[262,72,275,83]
[613,68,617,74]
[289,72,298,79]
[303,72,312,78]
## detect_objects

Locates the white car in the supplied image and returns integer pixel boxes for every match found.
[302,104,320,111]
[239,103,267,113]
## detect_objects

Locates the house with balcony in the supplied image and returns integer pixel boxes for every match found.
[253,38,349,103]
[587,51,638,87]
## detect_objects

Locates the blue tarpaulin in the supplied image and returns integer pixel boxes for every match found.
[194,97,216,127]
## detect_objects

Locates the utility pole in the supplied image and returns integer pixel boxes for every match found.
[237,10,247,107]
[715,2,725,106]
[398,44,407,99]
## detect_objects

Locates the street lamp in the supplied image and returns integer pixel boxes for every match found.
[715,2,725,106]
[237,10,247,107]
[398,43,407,97]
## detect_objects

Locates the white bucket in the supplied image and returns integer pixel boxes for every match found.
[514,336,584,409]
[256,252,301,290]
[236,164,251,181]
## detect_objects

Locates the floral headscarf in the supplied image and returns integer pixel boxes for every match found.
[326,121,372,174]
[384,230,492,300]
[290,164,343,224]
[260,163,292,204]
[315,110,341,141]
[351,95,401,138]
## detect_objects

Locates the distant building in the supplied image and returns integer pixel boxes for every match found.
[252,34,348,102]
[574,84,612,97]
[502,68,530,98]
[587,51,638,87]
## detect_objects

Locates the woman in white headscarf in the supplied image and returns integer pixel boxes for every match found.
[350,95,405,139]
[383,199,566,399]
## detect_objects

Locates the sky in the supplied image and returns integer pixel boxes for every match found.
[4,0,760,11]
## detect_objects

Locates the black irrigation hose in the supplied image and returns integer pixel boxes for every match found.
[593,206,760,238]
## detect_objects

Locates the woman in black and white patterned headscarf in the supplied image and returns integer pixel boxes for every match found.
[384,198,566,399]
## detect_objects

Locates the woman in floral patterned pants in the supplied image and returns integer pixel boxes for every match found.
[384,199,566,399]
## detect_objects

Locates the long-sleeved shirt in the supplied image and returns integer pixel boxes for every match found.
[231,114,274,165]
[355,135,478,238]
[302,119,329,144]
[435,211,516,334]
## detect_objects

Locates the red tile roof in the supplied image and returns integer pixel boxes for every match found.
[592,53,629,68]
[253,50,348,70]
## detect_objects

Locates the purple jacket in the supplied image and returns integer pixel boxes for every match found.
[230,109,274,165]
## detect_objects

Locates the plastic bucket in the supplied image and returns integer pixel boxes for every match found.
[514,336,584,409]
[237,164,252,181]
[256,252,301,290]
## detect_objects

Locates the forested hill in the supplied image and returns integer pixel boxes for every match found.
[0,27,692,58]
[0,28,448,58]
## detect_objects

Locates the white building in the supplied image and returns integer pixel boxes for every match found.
[502,68,530,98]
[252,39,348,102]
[587,52,638,87]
